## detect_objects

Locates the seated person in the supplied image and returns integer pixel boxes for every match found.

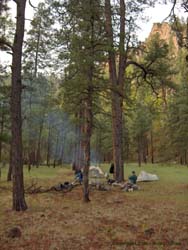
[128,171,137,184]
[121,171,138,191]
[75,169,83,184]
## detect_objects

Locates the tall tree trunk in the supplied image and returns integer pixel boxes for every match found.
[105,0,125,182]
[83,89,92,202]
[10,0,27,211]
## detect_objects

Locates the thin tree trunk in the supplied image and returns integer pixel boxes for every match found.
[184,150,187,165]
[7,146,12,181]
[34,18,41,78]
[53,133,59,168]
[36,120,44,167]
[180,154,183,165]
[162,84,167,111]
[143,136,148,164]
[96,129,102,165]
[27,14,41,168]
[138,137,142,167]
[27,79,33,171]
[79,112,85,169]
[10,0,27,211]
[150,129,154,164]
[60,133,66,165]
[73,116,80,170]
[46,125,51,166]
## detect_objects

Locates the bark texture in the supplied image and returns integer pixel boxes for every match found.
[11,0,27,211]
[105,0,125,181]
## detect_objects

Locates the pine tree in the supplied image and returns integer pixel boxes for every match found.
[48,0,106,201]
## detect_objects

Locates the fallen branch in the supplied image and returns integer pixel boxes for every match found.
[25,181,78,194]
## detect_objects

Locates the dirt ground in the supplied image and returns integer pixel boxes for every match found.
[0,179,188,250]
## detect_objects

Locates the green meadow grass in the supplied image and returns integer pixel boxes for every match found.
[0,162,187,184]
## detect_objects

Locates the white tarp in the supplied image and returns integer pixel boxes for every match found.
[89,166,105,178]
[137,170,159,182]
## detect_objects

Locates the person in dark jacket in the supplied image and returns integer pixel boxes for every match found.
[128,171,137,184]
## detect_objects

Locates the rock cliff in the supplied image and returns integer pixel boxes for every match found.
[147,22,179,54]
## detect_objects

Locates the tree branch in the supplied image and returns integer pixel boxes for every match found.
[144,79,159,97]
[163,0,177,21]
[28,0,37,9]
[0,37,13,52]
[125,61,147,78]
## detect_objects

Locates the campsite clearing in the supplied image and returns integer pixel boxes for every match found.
[0,164,188,250]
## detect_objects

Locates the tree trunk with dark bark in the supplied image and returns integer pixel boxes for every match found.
[83,89,92,202]
[10,0,27,211]
[105,0,125,182]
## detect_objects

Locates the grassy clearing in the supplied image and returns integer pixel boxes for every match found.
[0,163,188,250]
